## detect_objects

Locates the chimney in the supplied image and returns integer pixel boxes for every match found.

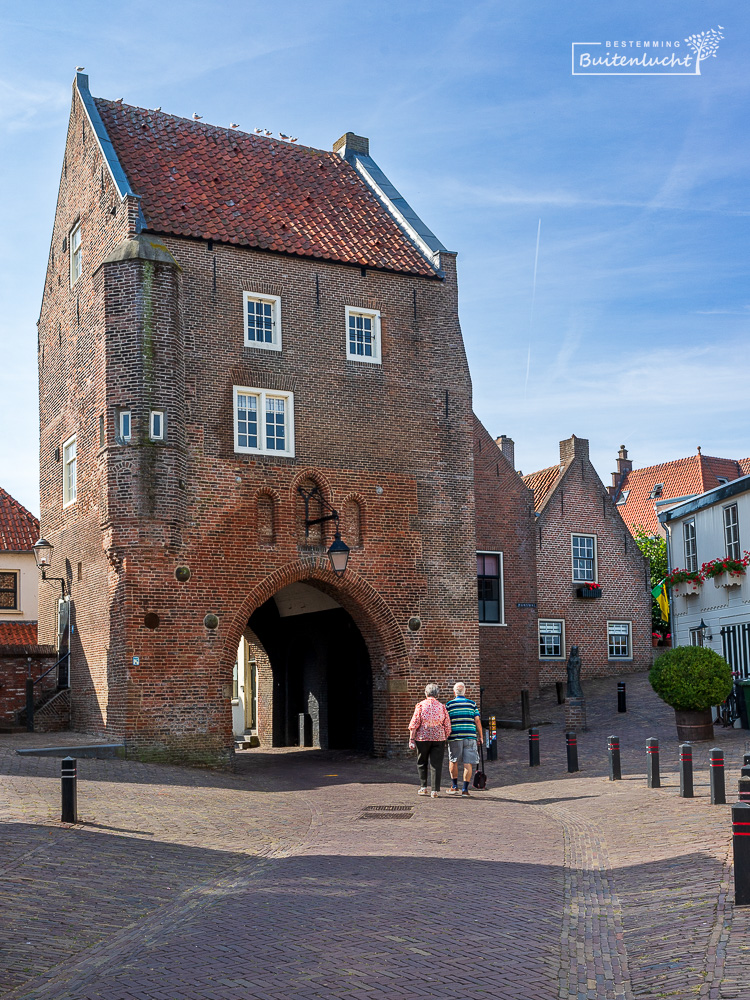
[559,435,589,466]
[608,444,632,495]
[495,435,515,469]
[333,132,370,158]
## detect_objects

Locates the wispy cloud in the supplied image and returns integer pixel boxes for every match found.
[0,78,69,132]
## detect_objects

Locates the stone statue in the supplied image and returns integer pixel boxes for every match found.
[566,645,583,699]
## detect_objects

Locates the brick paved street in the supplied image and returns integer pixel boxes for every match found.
[3,673,750,999]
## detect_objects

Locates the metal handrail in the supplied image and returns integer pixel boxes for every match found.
[25,651,70,732]
[33,650,70,688]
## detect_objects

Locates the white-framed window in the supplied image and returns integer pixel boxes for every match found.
[119,410,132,442]
[63,434,77,507]
[243,292,281,351]
[150,410,164,441]
[689,627,704,647]
[724,504,740,560]
[233,386,295,457]
[0,570,19,611]
[345,306,381,364]
[572,534,597,582]
[539,619,565,659]
[683,519,697,573]
[477,551,504,624]
[70,222,82,285]
[607,621,632,659]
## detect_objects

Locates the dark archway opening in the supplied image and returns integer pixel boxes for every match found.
[249,588,374,752]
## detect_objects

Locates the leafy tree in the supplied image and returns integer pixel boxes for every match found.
[632,527,668,634]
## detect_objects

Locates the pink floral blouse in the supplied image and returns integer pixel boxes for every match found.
[408,697,451,742]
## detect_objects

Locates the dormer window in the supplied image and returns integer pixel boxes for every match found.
[649,483,663,499]
[717,477,729,486]
[70,222,82,285]
[615,490,630,506]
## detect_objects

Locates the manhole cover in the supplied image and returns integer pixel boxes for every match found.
[359,805,413,820]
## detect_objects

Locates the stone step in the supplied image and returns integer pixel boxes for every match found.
[16,743,126,759]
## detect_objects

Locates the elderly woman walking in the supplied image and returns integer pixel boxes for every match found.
[408,683,451,798]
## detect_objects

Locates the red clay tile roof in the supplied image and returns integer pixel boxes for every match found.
[522,464,563,512]
[94,100,438,277]
[0,621,37,645]
[739,458,750,476]
[615,454,746,536]
[0,488,39,551]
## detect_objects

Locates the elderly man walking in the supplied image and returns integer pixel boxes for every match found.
[445,682,483,796]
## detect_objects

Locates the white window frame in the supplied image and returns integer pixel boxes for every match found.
[150,410,164,441]
[0,569,20,613]
[477,550,505,626]
[62,434,77,508]
[243,292,282,351]
[119,410,132,442]
[538,619,565,659]
[607,620,632,660]
[571,533,597,583]
[233,386,295,458]
[724,504,740,560]
[345,306,381,364]
[70,222,82,286]
[683,519,697,574]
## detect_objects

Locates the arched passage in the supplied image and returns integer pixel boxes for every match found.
[224,558,410,753]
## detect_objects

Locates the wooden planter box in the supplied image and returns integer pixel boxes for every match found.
[672,579,702,598]
[712,571,745,589]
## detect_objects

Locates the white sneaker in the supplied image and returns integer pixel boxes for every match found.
[418,787,429,795]
[431,790,439,798]
[446,787,460,795]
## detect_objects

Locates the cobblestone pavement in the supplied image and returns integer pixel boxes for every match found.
[2,672,750,999]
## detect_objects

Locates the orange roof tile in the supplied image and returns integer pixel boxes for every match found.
[95,100,438,278]
[522,464,563,512]
[0,621,37,645]
[615,454,745,535]
[0,488,39,551]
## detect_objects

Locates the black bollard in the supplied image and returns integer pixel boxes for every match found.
[709,748,726,805]
[520,690,531,730]
[61,757,77,824]
[608,736,621,781]
[617,681,627,714]
[739,775,750,804]
[680,743,694,798]
[25,678,34,732]
[647,738,660,788]
[744,753,750,768]
[528,727,540,767]
[733,802,750,906]
[566,732,579,773]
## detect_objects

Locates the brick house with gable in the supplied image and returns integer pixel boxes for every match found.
[608,446,750,538]
[523,436,651,686]
[37,73,485,762]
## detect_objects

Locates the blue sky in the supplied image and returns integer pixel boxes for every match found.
[1,1,747,515]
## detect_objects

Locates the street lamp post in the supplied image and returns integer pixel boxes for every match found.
[297,486,351,576]
[32,537,67,597]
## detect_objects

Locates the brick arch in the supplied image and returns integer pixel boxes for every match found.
[224,555,409,675]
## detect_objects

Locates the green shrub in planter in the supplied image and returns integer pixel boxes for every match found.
[649,646,732,711]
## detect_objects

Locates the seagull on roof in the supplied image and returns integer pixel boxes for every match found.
[264,129,272,136]
[279,133,290,140]
[230,123,240,129]
[193,113,203,120]
[290,137,298,143]
[114,97,123,103]
[76,66,85,72]
[254,127,263,133]
[154,106,161,112]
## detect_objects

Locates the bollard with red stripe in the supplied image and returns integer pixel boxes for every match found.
[608,736,621,781]
[528,727,540,767]
[709,748,726,805]
[739,770,750,804]
[647,738,660,788]
[566,732,579,773]
[732,802,750,906]
[680,743,694,798]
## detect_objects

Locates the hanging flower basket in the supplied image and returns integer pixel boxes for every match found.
[673,578,702,598]
[713,571,744,589]
[577,584,602,599]
[702,554,749,589]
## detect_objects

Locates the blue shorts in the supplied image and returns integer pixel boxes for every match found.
[448,738,479,765]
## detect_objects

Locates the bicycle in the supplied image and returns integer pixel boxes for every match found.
[716,672,743,728]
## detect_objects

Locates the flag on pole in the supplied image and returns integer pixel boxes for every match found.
[652,580,669,623]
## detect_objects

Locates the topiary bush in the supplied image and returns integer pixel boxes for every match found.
[649,645,733,711]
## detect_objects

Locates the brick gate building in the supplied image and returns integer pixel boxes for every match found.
[37,74,482,762]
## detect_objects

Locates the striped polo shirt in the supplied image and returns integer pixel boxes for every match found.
[446,696,480,739]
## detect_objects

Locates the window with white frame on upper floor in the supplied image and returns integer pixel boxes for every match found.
[0,570,19,611]
[477,552,504,624]
[345,306,381,363]
[683,519,697,573]
[608,621,632,659]
[70,222,82,285]
[63,434,77,507]
[724,504,740,560]
[571,534,597,582]
[243,293,281,351]
[539,619,564,659]
[119,410,131,442]
[233,386,294,457]
[150,410,164,441]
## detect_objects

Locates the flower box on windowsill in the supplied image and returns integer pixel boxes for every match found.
[673,579,702,598]
[713,571,745,589]
[577,585,602,599]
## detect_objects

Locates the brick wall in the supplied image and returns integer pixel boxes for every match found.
[534,437,652,688]
[473,418,539,713]
[0,647,58,722]
[38,88,480,762]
